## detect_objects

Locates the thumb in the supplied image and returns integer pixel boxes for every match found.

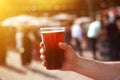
[58,42,73,52]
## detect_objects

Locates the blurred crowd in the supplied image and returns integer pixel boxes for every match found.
[65,12,120,61]
[0,8,120,66]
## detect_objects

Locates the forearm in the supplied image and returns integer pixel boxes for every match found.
[72,57,120,80]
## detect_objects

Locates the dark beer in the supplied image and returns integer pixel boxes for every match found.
[40,27,65,69]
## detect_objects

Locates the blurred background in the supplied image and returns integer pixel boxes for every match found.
[0,0,120,80]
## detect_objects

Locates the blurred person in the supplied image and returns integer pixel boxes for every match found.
[106,15,119,61]
[98,14,110,61]
[40,42,120,80]
[21,29,33,66]
[6,27,16,50]
[83,20,93,50]
[71,22,83,56]
[0,27,7,65]
[109,15,120,61]
[108,10,115,23]
[31,27,41,61]
[80,22,90,50]
[65,22,73,45]
[16,29,23,53]
[87,14,101,59]
[32,27,41,43]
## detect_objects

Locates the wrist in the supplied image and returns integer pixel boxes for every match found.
[71,56,88,72]
[71,57,101,79]
[69,56,81,71]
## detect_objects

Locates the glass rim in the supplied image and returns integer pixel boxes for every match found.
[40,27,65,30]
[40,27,65,33]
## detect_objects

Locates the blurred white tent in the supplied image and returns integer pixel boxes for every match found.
[1,15,41,27]
[38,16,61,27]
[51,13,76,21]
[74,17,92,24]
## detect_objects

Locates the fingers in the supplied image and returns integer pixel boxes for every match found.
[40,47,45,55]
[41,61,47,67]
[40,42,44,48]
[40,54,46,60]
[40,42,47,67]
[40,47,46,61]
[40,42,46,55]
[40,48,47,66]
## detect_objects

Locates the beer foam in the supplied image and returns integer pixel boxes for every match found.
[40,27,65,33]
[41,30,64,33]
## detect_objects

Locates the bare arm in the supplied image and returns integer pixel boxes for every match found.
[40,42,120,80]
[71,57,120,80]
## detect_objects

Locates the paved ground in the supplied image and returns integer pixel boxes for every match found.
[0,50,95,80]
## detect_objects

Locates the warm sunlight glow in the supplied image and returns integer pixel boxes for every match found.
[0,0,73,21]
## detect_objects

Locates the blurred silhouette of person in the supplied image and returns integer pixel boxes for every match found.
[84,20,93,50]
[65,22,72,45]
[21,29,33,66]
[71,22,83,56]
[6,27,16,50]
[109,15,120,61]
[31,27,41,61]
[98,14,110,61]
[87,13,101,59]
[0,27,7,65]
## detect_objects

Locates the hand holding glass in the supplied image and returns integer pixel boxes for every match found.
[40,27,65,70]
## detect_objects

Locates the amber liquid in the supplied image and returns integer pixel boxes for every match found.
[41,31,64,69]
